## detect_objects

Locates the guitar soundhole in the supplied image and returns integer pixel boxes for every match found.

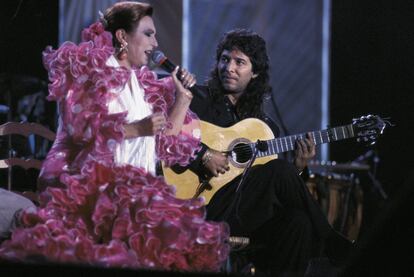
[232,142,253,164]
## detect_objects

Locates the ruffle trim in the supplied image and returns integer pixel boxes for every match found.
[0,162,229,271]
[136,68,201,166]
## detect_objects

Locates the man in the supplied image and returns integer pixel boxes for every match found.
[187,29,353,275]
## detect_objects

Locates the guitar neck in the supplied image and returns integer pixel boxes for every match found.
[256,124,355,157]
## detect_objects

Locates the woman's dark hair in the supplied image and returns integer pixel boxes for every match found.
[103,1,153,48]
[208,29,272,119]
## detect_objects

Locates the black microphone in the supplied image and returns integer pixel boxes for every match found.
[151,50,206,99]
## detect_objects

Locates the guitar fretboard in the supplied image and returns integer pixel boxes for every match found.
[255,124,355,157]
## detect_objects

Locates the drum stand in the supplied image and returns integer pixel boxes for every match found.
[340,150,388,235]
[355,149,388,200]
[339,173,357,233]
[367,153,388,200]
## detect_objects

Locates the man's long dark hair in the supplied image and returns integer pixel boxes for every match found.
[207,29,272,120]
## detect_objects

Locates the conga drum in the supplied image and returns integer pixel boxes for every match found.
[306,173,363,241]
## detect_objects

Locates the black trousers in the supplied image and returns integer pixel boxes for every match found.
[206,159,347,275]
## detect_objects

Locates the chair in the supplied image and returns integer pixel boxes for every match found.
[224,236,256,275]
[0,121,55,203]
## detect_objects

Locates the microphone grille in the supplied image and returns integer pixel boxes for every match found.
[151,50,166,65]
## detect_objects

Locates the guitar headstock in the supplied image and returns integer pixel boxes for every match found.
[352,114,391,145]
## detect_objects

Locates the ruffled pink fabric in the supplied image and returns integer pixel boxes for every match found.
[136,68,201,166]
[0,22,229,272]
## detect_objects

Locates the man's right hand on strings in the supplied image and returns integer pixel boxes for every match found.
[202,148,230,177]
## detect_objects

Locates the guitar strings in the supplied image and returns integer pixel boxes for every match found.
[229,138,301,156]
[229,129,332,156]
[228,126,361,156]
[229,143,269,159]
[223,125,365,157]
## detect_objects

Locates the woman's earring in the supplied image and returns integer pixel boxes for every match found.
[117,42,128,60]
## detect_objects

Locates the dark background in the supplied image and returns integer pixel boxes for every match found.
[1,1,58,191]
[330,1,414,274]
[331,0,414,196]
[1,1,58,81]
[330,0,414,237]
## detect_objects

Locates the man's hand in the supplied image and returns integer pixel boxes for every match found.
[294,132,316,172]
[203,149,230,177]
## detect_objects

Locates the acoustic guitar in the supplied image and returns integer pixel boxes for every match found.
[163,114,388,204]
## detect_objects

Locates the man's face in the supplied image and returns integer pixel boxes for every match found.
[217,49,257,95]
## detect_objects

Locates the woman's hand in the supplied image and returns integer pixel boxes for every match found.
[203,149,230,177]
[164,66,196,135]
[294,132,316,172]
[171,66,196,104]
[124,112,166,138]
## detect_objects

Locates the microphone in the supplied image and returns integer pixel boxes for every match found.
[151,50,206,99]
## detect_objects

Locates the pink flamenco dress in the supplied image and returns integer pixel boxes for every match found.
[0,22,230,272]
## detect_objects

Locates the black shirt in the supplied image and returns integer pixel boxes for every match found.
[190,85,280,135]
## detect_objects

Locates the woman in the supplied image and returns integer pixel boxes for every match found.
[0,2,229,272]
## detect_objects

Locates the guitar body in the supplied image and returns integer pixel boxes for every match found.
[163,118,277,204]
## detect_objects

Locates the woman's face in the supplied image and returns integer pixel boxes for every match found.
[124,15,158,67]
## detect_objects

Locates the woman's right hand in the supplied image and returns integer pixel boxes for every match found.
[171,66,196,104]
[162,66,196,136]
[203,149,230,177]
[124,112,166,138]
